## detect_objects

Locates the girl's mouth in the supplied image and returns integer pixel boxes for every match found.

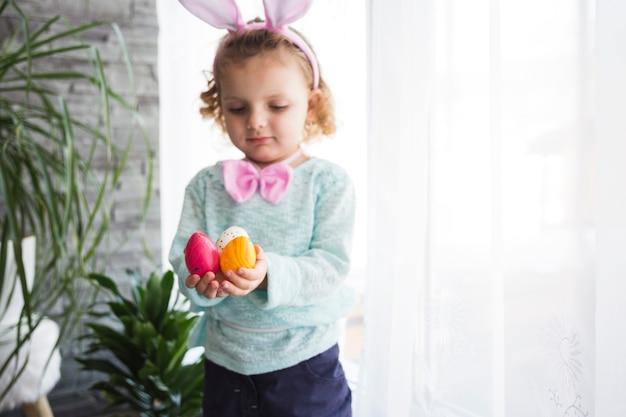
[247,136,272,145]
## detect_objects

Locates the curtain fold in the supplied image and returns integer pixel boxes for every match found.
[359,0,625,415]
[595,1,626,416]
[357,1,433,415]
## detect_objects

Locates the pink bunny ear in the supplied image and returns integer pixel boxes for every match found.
[262,0,315,28]
[179,0,320,89]
[179,0,244,32]
[261,0,319,88]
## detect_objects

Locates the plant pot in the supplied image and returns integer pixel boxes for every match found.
[0,236,62,413]
[0,236,35,325]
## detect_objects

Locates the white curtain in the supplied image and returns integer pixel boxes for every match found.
[159,0,626,415]
[358,0,626,416]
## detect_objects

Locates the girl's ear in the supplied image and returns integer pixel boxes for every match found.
[307,88,322,121]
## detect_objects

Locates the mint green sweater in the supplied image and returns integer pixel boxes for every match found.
[168,157,357,375]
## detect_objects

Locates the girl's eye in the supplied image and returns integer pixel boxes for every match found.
[270,105,288,111]
[227,107,246,114]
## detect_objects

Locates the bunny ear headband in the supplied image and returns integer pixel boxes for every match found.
[179,0,320,89]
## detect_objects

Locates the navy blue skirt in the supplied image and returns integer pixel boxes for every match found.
[203,344,352,417]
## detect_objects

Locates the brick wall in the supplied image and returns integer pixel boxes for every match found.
[0,0,160,415]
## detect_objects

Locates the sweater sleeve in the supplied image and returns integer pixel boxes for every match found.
[248,168,356,309]
[168,173,226,308]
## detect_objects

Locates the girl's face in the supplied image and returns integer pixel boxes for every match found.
[219,48,319,168]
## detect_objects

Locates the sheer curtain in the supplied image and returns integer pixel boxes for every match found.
[159,0,626,415]
[358,1,626,417]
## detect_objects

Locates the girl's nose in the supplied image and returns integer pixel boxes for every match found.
[246,108,267,130]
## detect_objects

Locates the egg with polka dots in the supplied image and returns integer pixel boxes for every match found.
[216,226,256,272]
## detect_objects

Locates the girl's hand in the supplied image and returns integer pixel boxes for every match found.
[185,271,229,299]
[219,244,268,296]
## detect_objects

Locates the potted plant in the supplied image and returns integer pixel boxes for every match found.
[78,270,204,417]
[0,0,151,405]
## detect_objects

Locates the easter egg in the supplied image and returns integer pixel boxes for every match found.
[217,226,256,272]
[216,226,248,253]
[184,232,219,276]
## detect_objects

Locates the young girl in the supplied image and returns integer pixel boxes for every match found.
[169,1,356,415]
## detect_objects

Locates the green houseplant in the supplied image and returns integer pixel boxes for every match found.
[0,0,152,403]
[79,270,204,417]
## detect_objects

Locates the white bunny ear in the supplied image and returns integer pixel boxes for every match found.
[262,0,315,28]
[179,0,244,32]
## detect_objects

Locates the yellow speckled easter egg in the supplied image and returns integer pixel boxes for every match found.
[216,226,248,254]
[220,236,256,272]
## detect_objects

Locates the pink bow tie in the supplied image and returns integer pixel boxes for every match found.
[222,160,293,204]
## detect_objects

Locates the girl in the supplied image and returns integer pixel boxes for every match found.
[168,1,356,416]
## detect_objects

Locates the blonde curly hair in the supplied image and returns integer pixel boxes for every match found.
[199,27,336,142]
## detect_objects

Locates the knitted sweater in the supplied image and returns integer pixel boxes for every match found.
[168,157,357,375]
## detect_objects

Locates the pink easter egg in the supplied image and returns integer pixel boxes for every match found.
[184,232,219,276]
